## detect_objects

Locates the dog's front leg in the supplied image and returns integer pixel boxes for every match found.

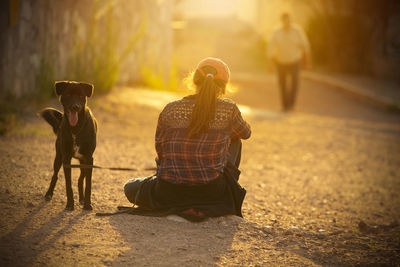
[45,151,62,200]
[83,156,93,210]
[78,163,85,205]
[63,157,74,211]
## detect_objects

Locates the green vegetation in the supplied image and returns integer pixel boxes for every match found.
[0,95,19,136]
[35,58,55,100]
[1,58,54,136]
[140,58,179,91]
[387,103,400,113]
[67,0,146,94]
[0,113,17,136]
[244,37,268,70]
[13,125,53,137]
[33,0,175,100]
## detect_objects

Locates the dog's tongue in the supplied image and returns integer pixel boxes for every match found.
[68,111,78,127]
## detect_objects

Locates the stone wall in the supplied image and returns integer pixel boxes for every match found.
[0,0,173,98]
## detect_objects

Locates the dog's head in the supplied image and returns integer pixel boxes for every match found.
[55,81,93,127]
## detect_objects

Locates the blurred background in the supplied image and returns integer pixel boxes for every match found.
[0,0,399,99]
[2,2,400,265]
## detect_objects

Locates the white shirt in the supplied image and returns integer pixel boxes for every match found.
[268,25,310,64]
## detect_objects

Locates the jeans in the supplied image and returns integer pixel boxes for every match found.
[124,139,243,204]
[227,138,242,168]
[276,61,300,110]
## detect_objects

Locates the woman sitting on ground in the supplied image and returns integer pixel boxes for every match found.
[123,57,251,221]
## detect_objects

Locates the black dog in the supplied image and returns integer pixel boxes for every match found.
[40,81,97,210]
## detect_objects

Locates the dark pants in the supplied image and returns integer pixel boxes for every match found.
[124,139,243,204]
[276,61,300,111]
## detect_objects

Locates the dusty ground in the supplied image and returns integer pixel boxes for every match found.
[1,76,400,266]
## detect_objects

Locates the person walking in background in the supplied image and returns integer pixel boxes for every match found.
[268,12,311,111]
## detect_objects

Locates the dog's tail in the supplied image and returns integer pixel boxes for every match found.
[39,108,63,134]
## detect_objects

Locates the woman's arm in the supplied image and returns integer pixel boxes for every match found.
[155,112,165,166]
[230,105,251,140]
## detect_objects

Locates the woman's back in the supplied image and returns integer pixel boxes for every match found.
[155,95,250,185]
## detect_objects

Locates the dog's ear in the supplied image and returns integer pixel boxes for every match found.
[80,83,94,97]
[55,81,70,96]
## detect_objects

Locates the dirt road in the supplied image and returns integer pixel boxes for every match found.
[1,76,400,266]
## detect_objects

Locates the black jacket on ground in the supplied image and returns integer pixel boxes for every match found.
[97,162,246,222]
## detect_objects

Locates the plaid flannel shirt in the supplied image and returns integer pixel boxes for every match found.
[155,95,251,185]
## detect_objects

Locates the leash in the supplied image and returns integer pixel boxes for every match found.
[64,164,157,172]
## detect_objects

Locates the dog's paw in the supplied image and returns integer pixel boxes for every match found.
[83,204,93,211]
[65,204,74,211]
[44,194,53,201]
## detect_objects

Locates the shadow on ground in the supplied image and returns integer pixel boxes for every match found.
[109,214,242,266]
[0,200,87,266]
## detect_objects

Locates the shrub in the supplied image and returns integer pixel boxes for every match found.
[35,58,55,100]
[67,0,145,94]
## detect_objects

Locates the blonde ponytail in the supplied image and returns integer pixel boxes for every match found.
[187,66,226,137]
